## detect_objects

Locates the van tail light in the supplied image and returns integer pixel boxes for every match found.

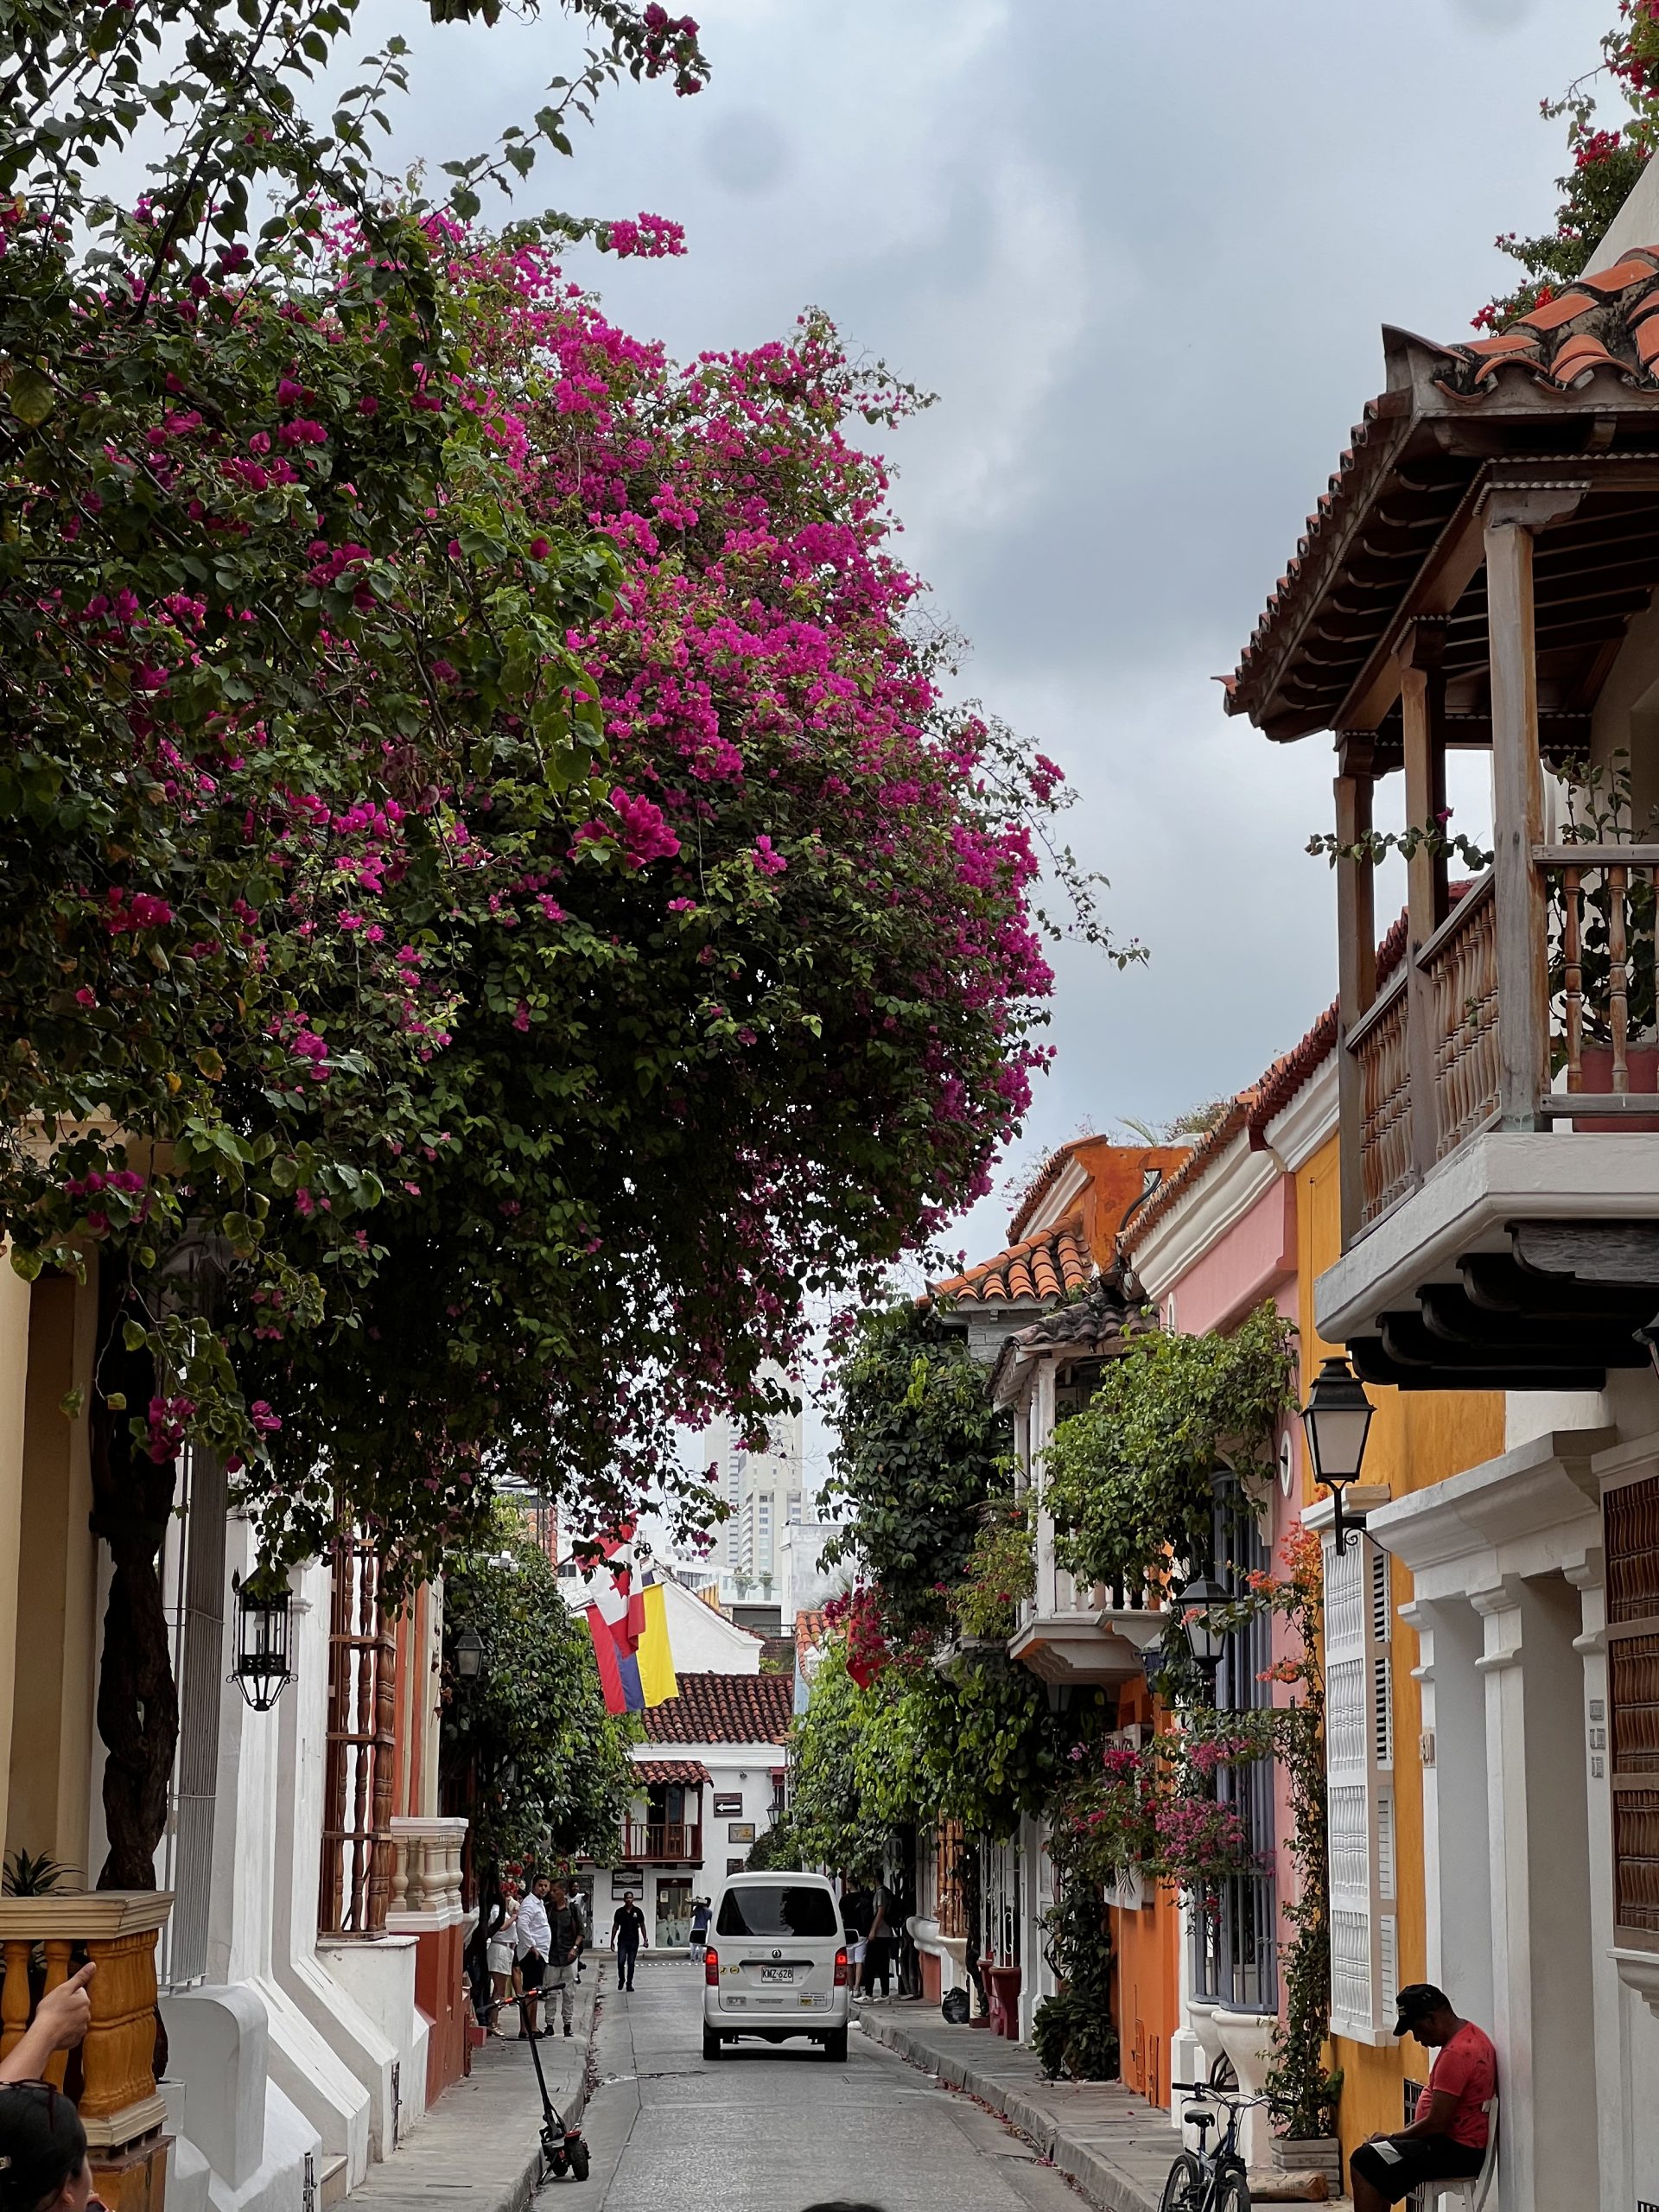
[704,1948,719,1987]
[834,1947,848,1987]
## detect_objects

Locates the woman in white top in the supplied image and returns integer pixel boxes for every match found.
[486,1891,519,2035]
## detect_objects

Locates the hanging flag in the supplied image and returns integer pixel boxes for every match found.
[636,1581,678,1708]
[585,1603,627,1715]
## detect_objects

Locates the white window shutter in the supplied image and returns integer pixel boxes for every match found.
[1323,1529,1395,2039]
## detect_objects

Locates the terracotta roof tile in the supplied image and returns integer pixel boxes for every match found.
[634,1758,711,1786]
[1227,245,1659,722]
[931,1214,1093,1306]
[639,1671,794,1746]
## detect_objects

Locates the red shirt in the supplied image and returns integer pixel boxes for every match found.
[1427,2022,1497,2149]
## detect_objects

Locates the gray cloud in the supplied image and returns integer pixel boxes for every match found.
[360,0,1607,1267]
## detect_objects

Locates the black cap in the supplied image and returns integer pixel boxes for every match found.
[1392,1982,1452,2036]
[0,2082,87,2212]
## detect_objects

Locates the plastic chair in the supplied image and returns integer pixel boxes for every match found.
[1432,2096,1497,2212]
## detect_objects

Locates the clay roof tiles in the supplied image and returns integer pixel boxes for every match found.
[633,1758,711,1786]
[639,1670,795,1747]
[1228,243,1659,721]
[931,1213,1093,1306]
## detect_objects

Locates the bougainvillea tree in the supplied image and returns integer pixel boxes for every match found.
[1,0,702,1881]
[3,0,1109,1871]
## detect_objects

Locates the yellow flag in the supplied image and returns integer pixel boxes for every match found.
[637,1581,678,1707]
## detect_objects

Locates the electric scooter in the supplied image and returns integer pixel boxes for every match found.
[524,2012,590,2183]
[475,1994,590,2183]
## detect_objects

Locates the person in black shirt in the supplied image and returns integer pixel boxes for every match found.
[611,1891,646,1991]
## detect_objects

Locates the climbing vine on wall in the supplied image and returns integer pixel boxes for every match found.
[1042,1301,1297,1594]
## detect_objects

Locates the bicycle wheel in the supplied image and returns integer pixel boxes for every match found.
[1158,2152,1205,2212]
[1216,2165,1252,2212]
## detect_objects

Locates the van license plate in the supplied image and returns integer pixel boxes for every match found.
[758,1967,794,1983]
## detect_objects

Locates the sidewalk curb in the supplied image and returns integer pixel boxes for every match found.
[856,2011,1160,2212]
[480,1967,607,2212]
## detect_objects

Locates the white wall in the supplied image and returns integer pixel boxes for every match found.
[560,1571,762,1673]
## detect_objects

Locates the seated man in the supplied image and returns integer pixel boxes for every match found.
[1350,1983,1495,2210]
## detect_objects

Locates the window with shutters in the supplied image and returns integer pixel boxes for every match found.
[1605,1468,1659,1954]
[319,1533,397,1937]
[1192,1477,1278,2012]
[1324,1526,1398,2039]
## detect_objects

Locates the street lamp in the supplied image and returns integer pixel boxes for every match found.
[454,1626,485,1681]
[1174,1575,1230,1675]
[230,1571,293,1712]
[1300,1355,1375,1556]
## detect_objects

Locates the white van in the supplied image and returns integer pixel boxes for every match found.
[701,1871,850,2062]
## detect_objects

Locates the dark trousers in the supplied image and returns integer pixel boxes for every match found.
[617,1940,639,1989]
[863,1936,892,1995]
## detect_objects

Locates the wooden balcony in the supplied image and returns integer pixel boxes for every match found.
[619,1821,702,1864]
[1317,467,1659,1387]
[0,1891,171,2212]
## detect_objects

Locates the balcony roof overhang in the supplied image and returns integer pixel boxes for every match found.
[1314,1130,1659,1386]
[1007,1607,1165,1686]
[1227,257,1659,747]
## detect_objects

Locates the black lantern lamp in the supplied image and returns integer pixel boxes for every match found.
[454,1626,485,1681]
[1301,1355,1375,1556]
[230,1571,293,1712]
[1174,1575,1231,1674]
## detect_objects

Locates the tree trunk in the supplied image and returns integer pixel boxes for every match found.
[89,1262,178,1891]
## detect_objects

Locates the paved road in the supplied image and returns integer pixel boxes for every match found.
[580,1959,1084,2212]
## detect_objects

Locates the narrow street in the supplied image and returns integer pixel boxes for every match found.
[581,1961,1084,2212]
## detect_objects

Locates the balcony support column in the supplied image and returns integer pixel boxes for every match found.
[1399,623,1449,1179]
[1335,744,1378,1246]
[1484,486,1584,1129]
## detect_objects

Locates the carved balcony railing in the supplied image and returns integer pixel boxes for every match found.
[619,1821,702,1864]
[0,1892,172,2196]
[385,1816,469,1929]
[1349,851,1659,1232]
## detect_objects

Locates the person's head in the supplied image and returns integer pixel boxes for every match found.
[622,1891,634,1906]
[532,1873,551,1898]
[550,1881,567,1906]
[1392,1983,1461,2047]
[0,2082,92,2212]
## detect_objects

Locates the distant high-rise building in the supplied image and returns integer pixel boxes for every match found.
[694,1376,804,1606]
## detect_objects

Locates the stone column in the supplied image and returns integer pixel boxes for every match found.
[1473,1573,1600,2211]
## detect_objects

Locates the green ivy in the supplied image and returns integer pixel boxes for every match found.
[1044,1301,1297,1592]
[818,1300,1011,1636]
[947,1501,1034,1642]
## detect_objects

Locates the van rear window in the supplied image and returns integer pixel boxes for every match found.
[715,1885,839,1939]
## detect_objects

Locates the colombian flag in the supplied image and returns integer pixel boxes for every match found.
[636,1582,678,1708]
[586,1569,642,1713]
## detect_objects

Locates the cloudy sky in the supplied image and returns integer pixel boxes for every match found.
[365,0,1619,1289]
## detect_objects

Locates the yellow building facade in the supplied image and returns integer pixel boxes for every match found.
[1295,1139,1505,2167]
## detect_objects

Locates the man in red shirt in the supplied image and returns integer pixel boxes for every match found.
[1349,1984,1497,2209]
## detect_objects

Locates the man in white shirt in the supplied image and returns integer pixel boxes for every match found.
[514,1874,553,2039]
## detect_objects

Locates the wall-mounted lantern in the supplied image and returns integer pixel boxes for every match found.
[1300,1355,1375,1556]
[231,1570,293,1712]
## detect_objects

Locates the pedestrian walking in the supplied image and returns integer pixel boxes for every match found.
[513,1873,553,2040]
[486,1887,519,2036]
[863,1885,893,1999]
[611,1890,646,1991]
[540,1880,585,2037]
[844,1920,866,2001]
[689,1896,710,1961]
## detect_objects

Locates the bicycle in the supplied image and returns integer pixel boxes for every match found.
[1160,2082,1281,2212]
